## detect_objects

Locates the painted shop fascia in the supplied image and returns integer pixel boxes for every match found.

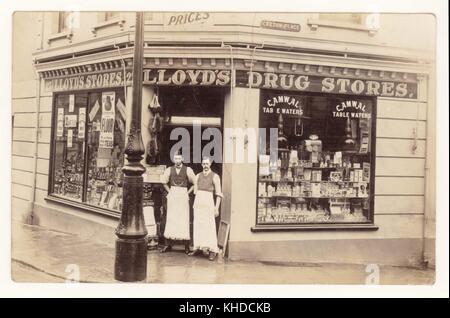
[42,65,419,99]
[37,46,426,92]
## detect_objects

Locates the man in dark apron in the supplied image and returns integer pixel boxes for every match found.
[160,153,196,254]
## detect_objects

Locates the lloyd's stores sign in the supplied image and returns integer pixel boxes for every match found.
[44,70,133,92]
[44,68,418,99]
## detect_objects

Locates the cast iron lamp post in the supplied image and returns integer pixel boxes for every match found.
[114,12,147,282]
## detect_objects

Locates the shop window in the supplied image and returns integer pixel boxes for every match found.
[257,91,375,226]
[51,94,87,201]
[50,90,126,212]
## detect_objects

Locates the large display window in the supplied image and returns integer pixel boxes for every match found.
[50,89,126,213]
[257,90,376,225]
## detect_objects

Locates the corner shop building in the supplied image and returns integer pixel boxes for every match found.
[11,12,435,267]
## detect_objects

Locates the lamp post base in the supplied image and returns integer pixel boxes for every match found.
[114,237,148,282]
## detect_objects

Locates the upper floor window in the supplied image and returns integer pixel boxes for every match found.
[308,13,380,34]
[58,11,71,33]
[144,12,153,21]
[104,12,119,21]
[318,13,364,25]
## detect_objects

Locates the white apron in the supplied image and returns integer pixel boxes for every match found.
[143,205,157,237]
[164,186,190,240]
[193,190,218,253]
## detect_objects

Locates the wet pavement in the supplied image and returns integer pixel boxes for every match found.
[11,222,435,284]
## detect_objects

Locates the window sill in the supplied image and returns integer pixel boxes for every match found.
[251,223,379,232]
[91,18,126,37]
[47,30,73,45]
[45,195,120,219]
[307,18,378,36]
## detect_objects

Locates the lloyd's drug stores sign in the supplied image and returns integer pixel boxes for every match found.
[44,67,418,100]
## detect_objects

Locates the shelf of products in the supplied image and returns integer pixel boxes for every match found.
[85,93,125,212]
[52,94,86,202]
[258,151,371,224]
[258,154,371,224]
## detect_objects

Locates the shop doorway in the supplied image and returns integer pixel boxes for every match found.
[156,86,225,242]
[158,86,225,176]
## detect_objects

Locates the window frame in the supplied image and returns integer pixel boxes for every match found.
[47,88,126,217]
[47,12,74,45]
[58,11,71,33]
[307,13,379,35]
[104,12,120,22]
[91,12,126,36]
[253,90,378,231]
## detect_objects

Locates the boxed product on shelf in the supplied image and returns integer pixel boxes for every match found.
[311,170,322,182]
[292,184,301,197]
[267,184,275,197]
[259,155,271,176]
[358,169,364,182]
[296,166,304,179]
[321,183,329,196]
[258,200,266,217]
[289,150,298,167]
[311,183,321,197]
[362,162,370,181]
[258,182,267,197]
[304,169,312,181]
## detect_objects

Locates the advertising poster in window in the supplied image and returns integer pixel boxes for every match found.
[69,94,75,112]
[64,114,77,128]
[78,107,86,139]
[56,108,64,137]
[260,93,306,120]
[67,129,73,148]
[99,92,115,149]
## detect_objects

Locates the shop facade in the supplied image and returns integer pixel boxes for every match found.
[12,12,435,267]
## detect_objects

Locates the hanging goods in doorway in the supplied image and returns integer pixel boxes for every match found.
[146,92,164,165]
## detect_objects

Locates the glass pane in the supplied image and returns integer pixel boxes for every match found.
[85,91,126,211]
[257,91,374,225]
[51,94,88,201]
[58,12,71,32]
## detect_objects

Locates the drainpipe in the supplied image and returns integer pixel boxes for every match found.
[246,42,264,132]
[27,13,45,225]
[422,70,435,268]
[221,42,235,129]
[113,41,128,102]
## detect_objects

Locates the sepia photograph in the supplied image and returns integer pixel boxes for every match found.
[4,1,447,295]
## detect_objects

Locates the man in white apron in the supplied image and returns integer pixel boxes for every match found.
[160,153,196,254]
[189,157,223,261]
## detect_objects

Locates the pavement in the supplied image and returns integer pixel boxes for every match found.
[11,222,435,285]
